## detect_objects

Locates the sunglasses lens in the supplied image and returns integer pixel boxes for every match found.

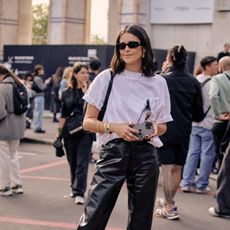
[116,43,126,50]
[116,41,142,50]
[128,42,139,48]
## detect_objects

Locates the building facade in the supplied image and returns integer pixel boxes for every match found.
[1,0,230,68]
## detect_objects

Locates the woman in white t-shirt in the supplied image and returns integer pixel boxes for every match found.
[77,24,172,230]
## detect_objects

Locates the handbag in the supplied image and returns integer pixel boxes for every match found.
[53,137,65,157]
[65,112,84,135]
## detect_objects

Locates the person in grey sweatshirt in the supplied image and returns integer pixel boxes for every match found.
[0,64,26,196]
[32,64,51,133]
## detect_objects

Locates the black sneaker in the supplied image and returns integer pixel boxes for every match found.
[34,129,46,133]
[11,184,24,194]
[0,187,13,196]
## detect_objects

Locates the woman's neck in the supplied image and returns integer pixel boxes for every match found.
[125,63,142,73]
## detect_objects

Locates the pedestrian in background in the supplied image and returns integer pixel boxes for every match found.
[88,58,101,82]
[209,140,230,218]
[209,56,230,173]
[23,71,35,129]
[58,66,73,100]
[180,56,218,194]
[58,63,93,205]
[0,64,25,196]
[77,24,172,230]
[155,45,204,220]
[32,64,51,133]
[217,43,230,61]
[50,66,64,122]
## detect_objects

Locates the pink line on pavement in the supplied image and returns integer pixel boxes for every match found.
[20,160,66,174]
[0,216,124,230]
[0,216,75,229]
[22,175,69,181]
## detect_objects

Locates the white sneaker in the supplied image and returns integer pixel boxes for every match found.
[0,187,13,196]
[11,185,23,194]
[196,187,210,194]
[74,196,85,205]
[69,192,74,198]
[208,207,230,218]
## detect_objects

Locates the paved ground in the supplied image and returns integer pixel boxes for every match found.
[0,112,228,230]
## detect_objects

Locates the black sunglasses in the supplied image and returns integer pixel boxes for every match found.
[116,41,142,50]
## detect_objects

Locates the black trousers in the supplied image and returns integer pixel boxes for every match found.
[77,138,159,230]
[216,143,230,215]
[64,133,93,197]
[212,121,228,167]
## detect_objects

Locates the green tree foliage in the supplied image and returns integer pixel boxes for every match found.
[32,4,48,44]
[91,35,105,45]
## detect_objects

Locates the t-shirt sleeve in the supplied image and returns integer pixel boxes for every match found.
[83,69,112,111]
[154,77,173,124]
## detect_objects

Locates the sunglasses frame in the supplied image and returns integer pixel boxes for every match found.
[116,41,142,50]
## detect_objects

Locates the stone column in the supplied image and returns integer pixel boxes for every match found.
[108,0,146,44]
[47,0,91,44]
[18,0,32,44]
[0,0,32,59]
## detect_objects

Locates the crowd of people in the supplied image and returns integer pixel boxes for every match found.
[0,24,230,229]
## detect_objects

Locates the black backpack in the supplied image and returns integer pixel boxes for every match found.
[2,81,29,115]
[32,80,43,93]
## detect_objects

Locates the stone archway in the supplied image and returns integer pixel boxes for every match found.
[0,0,91,60]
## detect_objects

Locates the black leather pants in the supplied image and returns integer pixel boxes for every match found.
[77,138,159,230]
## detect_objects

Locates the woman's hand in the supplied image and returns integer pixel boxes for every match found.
[143,122,158,140]
[216,112,230,121]
[80,80,89,94]
[111,123,140,142]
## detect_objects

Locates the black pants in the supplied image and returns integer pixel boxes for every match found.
[216,143,230,215]
[212,121,228,168]
[77,138,159,230]
[64,133,93,197]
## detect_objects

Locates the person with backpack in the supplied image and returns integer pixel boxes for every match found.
[0,64,27,196]
[180,56,218,194]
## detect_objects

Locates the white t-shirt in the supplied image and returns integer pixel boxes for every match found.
[83,69,172,147]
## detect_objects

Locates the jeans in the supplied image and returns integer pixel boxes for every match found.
[181,126,216,189]
[33,96,44,131]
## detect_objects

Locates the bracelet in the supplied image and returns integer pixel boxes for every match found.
[96,123,101,133]
[104,122,112,134]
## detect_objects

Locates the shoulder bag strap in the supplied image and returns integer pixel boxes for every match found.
[200,77,211,87]
[224,73,230,81]
[98,70,114,121]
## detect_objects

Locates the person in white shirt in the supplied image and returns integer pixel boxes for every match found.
[76,24,172,230]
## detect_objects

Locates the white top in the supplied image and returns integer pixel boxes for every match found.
[83,69,173,147]
[192,74,214,130]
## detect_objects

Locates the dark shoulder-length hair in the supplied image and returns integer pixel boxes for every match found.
[69,62,88,88]
[110,24,156,77]
[0,64,21,84]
